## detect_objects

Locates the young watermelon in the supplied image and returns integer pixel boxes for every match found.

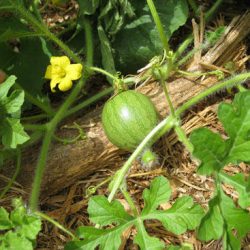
[101,90,159,165]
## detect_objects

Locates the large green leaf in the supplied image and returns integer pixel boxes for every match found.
[190,91,250,175]
[113,0,189,73]
[218,91,250,163]
[0,16,42,42]
[67,176,203,250]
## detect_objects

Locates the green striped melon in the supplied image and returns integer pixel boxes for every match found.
[101,90,159,151]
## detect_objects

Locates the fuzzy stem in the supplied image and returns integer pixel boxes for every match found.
[90,67,118,81]
[160,78,176,117]
[174,125,194,153]
[29,127,54,210]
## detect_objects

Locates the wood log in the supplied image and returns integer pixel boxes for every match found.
[3,12,250,198]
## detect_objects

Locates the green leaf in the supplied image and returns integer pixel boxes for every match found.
[190,91,250,175]
[3,90,24,115]
[219,189,250,239]
[219,173,250,209]
[1,117,30,148]
[218,91,250,163]
[0,207,12,230]
[68,176,203,249]
[197,196,224,241]
[151,196,204,235]
[97,24,116,79]
[65,225,131,250]
[0,75,16,98]
[19,216,42,240]
[0,231,33,250]
[189,128,226,174]
[0,76,29,148]
[134,220,165,250]
[0,16,42,42]
[113,0,189,73]
[88,195,133,226]
[142,176,171,215]
[0,199,41,250]
[223,230,241,250]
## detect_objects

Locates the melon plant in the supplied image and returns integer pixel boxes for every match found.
[101,90,159,165]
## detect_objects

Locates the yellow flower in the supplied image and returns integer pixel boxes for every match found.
[45,56,83,92]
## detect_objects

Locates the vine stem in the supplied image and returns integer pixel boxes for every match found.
[108,72,250,201]
[160,78,175,117]
[29,76,86,210]
[35,211,75,239]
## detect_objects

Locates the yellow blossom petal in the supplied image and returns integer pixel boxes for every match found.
[58,77,73,92]
[50,56,70,68]
[51,65,66,78]
[45,65,52,79]
[50,77,62,92]
[65,64,83,80]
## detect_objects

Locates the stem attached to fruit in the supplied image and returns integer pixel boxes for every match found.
[108,72,250,202]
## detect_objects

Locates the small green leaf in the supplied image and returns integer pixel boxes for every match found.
[88,195,133,226]
[219,173,250,209]
[134,220,165,250]
[151,196,204,235]
[142,176,171,215]
[0,207,12,230]
[1,117,30,148]
[0,198,41,250]
[197,196,224,241]
[190,128,225,175]
[0,75,16,98]
[19,216,42,240]
[3,90,24,115]
[0,231,33,250]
